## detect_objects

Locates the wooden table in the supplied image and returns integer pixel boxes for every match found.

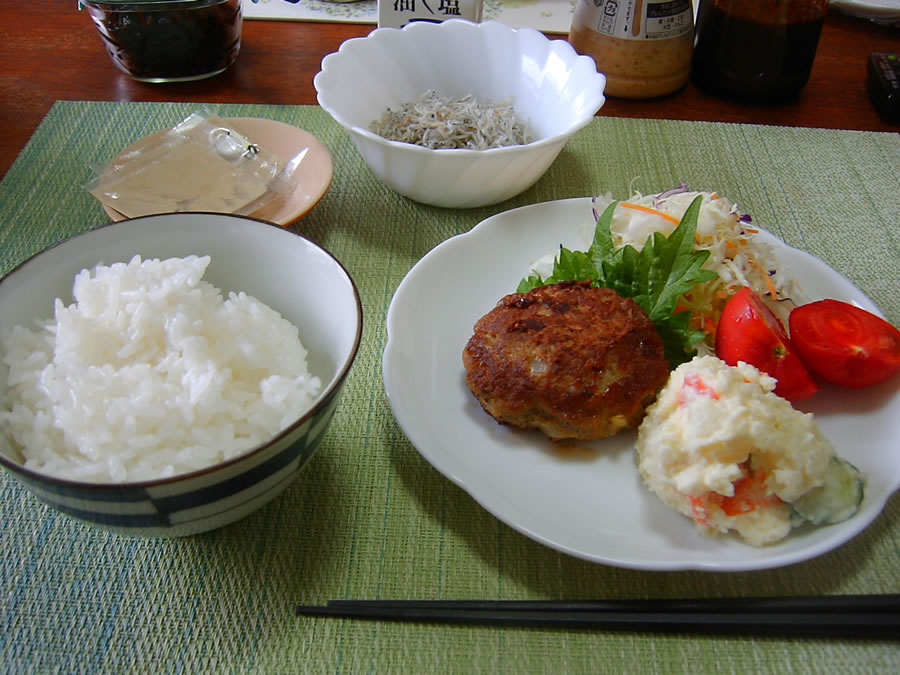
[0,1,896,181]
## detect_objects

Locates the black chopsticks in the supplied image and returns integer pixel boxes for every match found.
[296,594,900,639]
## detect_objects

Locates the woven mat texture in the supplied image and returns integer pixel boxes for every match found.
[0,101,898,673]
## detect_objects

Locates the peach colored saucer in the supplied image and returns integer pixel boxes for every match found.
[101,117,333,226]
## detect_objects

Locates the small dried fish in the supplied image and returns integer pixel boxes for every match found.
[369,90,531,150]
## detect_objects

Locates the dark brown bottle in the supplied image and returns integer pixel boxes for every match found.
[81,0,243,83]
[692,0,829,101]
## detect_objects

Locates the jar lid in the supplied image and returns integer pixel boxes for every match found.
[79,0,227,8]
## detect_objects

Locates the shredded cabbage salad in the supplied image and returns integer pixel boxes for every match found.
[532,185,800,350]
[597,185,800,347]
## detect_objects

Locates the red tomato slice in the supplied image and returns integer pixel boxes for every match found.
[715,286,819,401]
[788,299,900,389]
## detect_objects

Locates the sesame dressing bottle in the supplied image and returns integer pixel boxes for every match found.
[568,0,695,99]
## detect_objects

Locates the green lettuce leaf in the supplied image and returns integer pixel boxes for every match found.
[518,196,717,368]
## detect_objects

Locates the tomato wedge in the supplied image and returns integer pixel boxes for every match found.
[715,287,818,401]
[788,299,900,389]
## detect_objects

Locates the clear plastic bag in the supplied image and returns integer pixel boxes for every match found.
[88,111,296,219]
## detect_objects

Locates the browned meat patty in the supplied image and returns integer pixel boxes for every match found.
[462,281,670,440]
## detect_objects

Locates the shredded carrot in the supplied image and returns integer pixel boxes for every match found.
[680,374,720,405]
[757,263,779,300]
[744,227,759,234]
[721,465,782,516]
[621,202,681,225]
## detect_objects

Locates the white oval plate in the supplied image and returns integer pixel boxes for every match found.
[382,198,900,571]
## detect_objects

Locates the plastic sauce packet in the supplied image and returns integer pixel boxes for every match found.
[87,112,296,219]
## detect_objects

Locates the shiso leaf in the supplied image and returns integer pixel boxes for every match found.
[517,196,717,369]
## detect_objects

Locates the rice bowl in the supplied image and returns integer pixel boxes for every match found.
[0,213,362,537]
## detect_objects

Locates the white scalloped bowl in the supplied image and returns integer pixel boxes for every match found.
[314,20,606,208]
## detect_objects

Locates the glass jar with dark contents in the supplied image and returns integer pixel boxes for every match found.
[692,0,829,101]
[80,0,243,83]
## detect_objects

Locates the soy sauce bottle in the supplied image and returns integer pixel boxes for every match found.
[692,0,830,101]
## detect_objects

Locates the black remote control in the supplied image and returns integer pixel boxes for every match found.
[867,52,900,124]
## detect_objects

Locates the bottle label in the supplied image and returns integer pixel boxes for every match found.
[576,0,694,41]
[377,0,484,28]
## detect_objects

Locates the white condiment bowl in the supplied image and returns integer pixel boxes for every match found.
[314,19,606,208]
[0,213,362,537]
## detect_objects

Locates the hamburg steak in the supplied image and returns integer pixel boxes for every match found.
[463,281,670,440]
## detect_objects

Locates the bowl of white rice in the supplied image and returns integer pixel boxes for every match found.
[0,213,362,537]
[314,19,606,208]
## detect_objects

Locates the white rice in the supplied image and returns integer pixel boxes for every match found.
[0,255,321,483]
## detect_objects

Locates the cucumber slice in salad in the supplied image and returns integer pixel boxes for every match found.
[791,457,865,525]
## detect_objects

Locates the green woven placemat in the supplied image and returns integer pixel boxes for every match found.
[0,101,898,673]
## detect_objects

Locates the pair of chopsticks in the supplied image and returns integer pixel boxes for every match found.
[296,594,900,638]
